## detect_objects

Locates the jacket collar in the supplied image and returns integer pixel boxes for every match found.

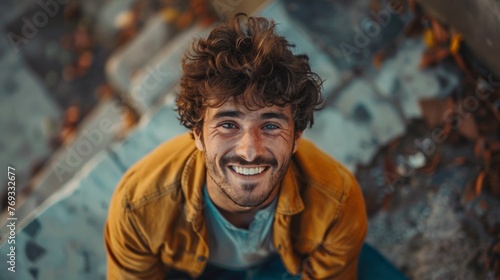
[180,150,206,230]
[181,150,305,229]
[275,160,305,215]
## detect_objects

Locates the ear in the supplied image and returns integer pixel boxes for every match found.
[292,131,303,154]
[193,127,204,152]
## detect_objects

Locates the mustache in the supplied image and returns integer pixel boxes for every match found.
[220,156,278,167]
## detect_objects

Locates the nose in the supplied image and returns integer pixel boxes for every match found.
[235,129,265,162]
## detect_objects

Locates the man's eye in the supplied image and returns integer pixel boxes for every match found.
[263,123,279,130]
[221,123,237,129]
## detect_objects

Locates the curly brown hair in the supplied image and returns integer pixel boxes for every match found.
[176,13,323,133]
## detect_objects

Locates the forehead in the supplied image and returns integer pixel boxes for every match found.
[205,98,292,119]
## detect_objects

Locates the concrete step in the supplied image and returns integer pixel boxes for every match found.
[0,30,62,210]
[0,99,123,241]
[0,94,183,279]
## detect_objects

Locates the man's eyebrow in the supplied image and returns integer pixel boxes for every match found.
[212,110,242,119]
[260,112,290,122]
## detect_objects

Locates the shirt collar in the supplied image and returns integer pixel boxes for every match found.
[202,184,278,230]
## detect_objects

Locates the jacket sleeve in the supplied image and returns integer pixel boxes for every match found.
[301,173,368,280]
[104,177,167,280]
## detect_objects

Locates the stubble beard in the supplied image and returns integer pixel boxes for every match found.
[204,152,292,208]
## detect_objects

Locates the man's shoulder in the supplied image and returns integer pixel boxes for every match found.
[115,132,198,207]
[291,138,366,239]
[294,138,357,203]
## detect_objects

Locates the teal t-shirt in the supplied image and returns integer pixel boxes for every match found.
[203,185,278,270]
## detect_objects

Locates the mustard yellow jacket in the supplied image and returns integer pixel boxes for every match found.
[105,133,367,279]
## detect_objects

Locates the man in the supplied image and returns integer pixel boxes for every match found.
[105,14,367,279]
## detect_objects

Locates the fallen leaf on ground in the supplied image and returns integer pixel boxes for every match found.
[475,171,486,195]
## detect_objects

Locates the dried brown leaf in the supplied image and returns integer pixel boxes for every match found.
[453,156,466,165]
[476,171,486,195]
[430,18,450,44]
[371,0,381,12]
[420,153,441,173]
[420,47,450,69]
[372,51,386,68]
[419,97,452,128]
[463,178,478,203]
[475,138,486,159]
[452,52,470,76]
[408,0,417,12]
[176,10,194,30]
[457,112,479,141]
[442,120,453,138]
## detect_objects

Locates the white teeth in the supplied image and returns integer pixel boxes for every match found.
[231,166,265,175]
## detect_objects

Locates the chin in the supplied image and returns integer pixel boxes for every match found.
[228,186,275,208]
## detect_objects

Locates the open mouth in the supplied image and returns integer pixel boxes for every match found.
[230,166,268,176]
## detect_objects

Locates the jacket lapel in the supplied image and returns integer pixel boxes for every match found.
[273,161,305,275]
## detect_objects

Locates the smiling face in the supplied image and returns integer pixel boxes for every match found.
[194,98,302,210]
